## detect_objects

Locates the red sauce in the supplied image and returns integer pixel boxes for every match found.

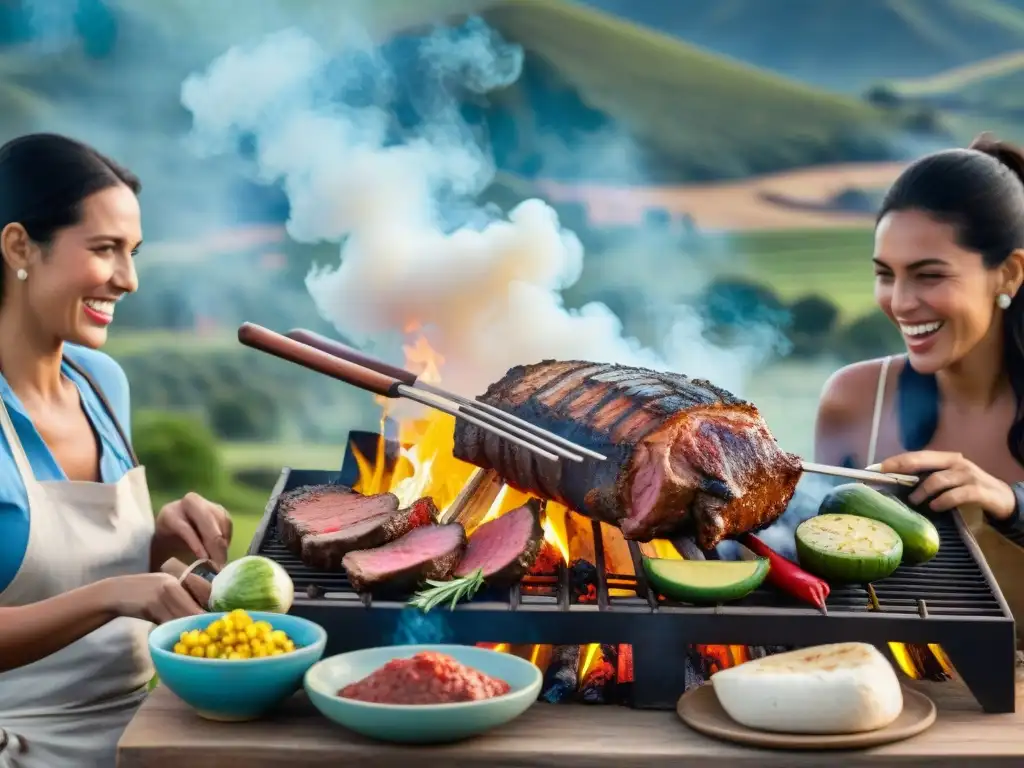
[338,651,512,704]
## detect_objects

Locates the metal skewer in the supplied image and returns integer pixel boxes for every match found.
[801,461,918,488]
[285,328,607,462]
[237,323,581,464]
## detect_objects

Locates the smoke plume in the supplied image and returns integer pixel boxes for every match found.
[181,21,785,398]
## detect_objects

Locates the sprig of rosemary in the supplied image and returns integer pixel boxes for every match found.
[408,568,486,613]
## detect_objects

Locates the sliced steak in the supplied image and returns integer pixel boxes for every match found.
[452,360,802,550]
[343,523,466,593]
[454,499,544,585]
[300,497,439,570]
[276,484,398,555]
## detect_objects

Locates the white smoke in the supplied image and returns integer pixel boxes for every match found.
[181,22,784,398]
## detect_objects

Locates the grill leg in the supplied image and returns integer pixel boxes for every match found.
[940,623,1017,713]
[629,632,694,709]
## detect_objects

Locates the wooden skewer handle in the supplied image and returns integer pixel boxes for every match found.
[238,323,403,398]
[286,329,417,386]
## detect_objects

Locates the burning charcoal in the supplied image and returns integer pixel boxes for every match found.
[540,645,581,703]
[529,540,562,575]
[746,645,792,660]
[578,644,619,705]
[616,644,634,702]
[683,646,708,690]
[569,559,598,603]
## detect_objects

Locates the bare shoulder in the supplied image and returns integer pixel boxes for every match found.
[815,357,897,464]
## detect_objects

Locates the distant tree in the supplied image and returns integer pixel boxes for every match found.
[700,277,789,330]
[208,388,281,441]
[836,312,903,362]
[133,411,224,497]
[864,84,902,109]
[787,295,840,358]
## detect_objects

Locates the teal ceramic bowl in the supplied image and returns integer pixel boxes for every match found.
[149,612,327,722]
[304,644,542,744]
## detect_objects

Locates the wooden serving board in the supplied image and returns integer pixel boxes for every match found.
[676,684,936,750]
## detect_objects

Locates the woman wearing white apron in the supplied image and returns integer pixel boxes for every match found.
[815,133,1024,648]
[0,134,234,766]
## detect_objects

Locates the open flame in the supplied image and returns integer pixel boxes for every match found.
[350,331,948,689]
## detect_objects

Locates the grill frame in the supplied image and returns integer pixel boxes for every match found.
[250,463,1017,714]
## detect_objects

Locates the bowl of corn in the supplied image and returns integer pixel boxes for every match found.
[149,609,327,721]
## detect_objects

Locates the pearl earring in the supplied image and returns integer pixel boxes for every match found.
[15,268,26,282]
[998,293,1013,310]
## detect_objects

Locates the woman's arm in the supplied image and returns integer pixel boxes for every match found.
[0,580,118,672]
[814,363,877,467]
[0,573,204,673]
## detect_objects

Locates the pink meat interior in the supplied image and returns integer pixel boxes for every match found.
[454,505,533,577]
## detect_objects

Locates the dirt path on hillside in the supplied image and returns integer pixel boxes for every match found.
[538,161,908,231]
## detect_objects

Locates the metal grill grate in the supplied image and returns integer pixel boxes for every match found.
[250,467,1018,713]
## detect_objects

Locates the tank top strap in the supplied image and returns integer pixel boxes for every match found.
[866,356,893,467]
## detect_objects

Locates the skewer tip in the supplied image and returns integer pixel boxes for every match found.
[818,604,829,616]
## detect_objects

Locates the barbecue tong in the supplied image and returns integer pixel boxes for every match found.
[237,323,605,464]
[236,323,918,487]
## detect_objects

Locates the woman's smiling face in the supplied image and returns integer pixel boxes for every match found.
[874,208,1005,373]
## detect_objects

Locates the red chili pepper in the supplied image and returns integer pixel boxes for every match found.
[741,534,830,615]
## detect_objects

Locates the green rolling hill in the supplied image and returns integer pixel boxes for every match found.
[112,0,928,182]
[580,0,1024,91]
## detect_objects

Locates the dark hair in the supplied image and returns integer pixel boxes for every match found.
[0,133,140,302]
[877,133,1024,466]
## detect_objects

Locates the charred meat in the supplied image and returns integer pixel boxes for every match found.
[452,361,801,549]
[343,523,467,593]
[453,499,545,585]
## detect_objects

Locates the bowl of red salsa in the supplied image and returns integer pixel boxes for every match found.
[303,644,543,743]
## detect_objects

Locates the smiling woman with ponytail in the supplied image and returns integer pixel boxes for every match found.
[815,133,1024,647]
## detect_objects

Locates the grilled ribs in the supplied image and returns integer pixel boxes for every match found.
[452,360,802,550]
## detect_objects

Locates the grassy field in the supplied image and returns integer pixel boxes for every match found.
[722,227,876,316]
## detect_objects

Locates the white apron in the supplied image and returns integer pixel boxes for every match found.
[0,358,155,768]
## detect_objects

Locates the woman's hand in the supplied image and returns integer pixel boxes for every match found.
[154,492,233,567]
[878,451,1017,521]
[99,573,207,623]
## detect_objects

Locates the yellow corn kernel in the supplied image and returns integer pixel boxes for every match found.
[253,620,273,635]
[269,630,288,647]
[204,644,220,659]
[236,647,252,659]
[230,610,252,628]
[221,617,234,632]
[178,631,190,644]
[283,640,295,653]
[222,631,237,646]
[227,652,241,660]
[182,630,200,648]
[206,621,223,640]
[197,632,211,647]
[270,648,284,656]
[173,643,188,655]
[253,648,268,658]
[189,646,205,658]
[250,638,264,651]
[244,623,262,640]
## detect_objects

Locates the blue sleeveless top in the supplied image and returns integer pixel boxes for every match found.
[0,345,135,592]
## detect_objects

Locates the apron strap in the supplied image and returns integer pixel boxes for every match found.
[0,392,37,484]
[62,356,140,468]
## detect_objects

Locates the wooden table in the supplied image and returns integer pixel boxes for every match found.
[118,664,1024,768]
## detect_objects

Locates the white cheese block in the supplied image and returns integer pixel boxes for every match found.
[710,642,903,734]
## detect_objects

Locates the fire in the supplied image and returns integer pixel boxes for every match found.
[352,331,760,693]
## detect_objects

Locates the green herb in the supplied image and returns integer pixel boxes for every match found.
[408,568,486,613]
